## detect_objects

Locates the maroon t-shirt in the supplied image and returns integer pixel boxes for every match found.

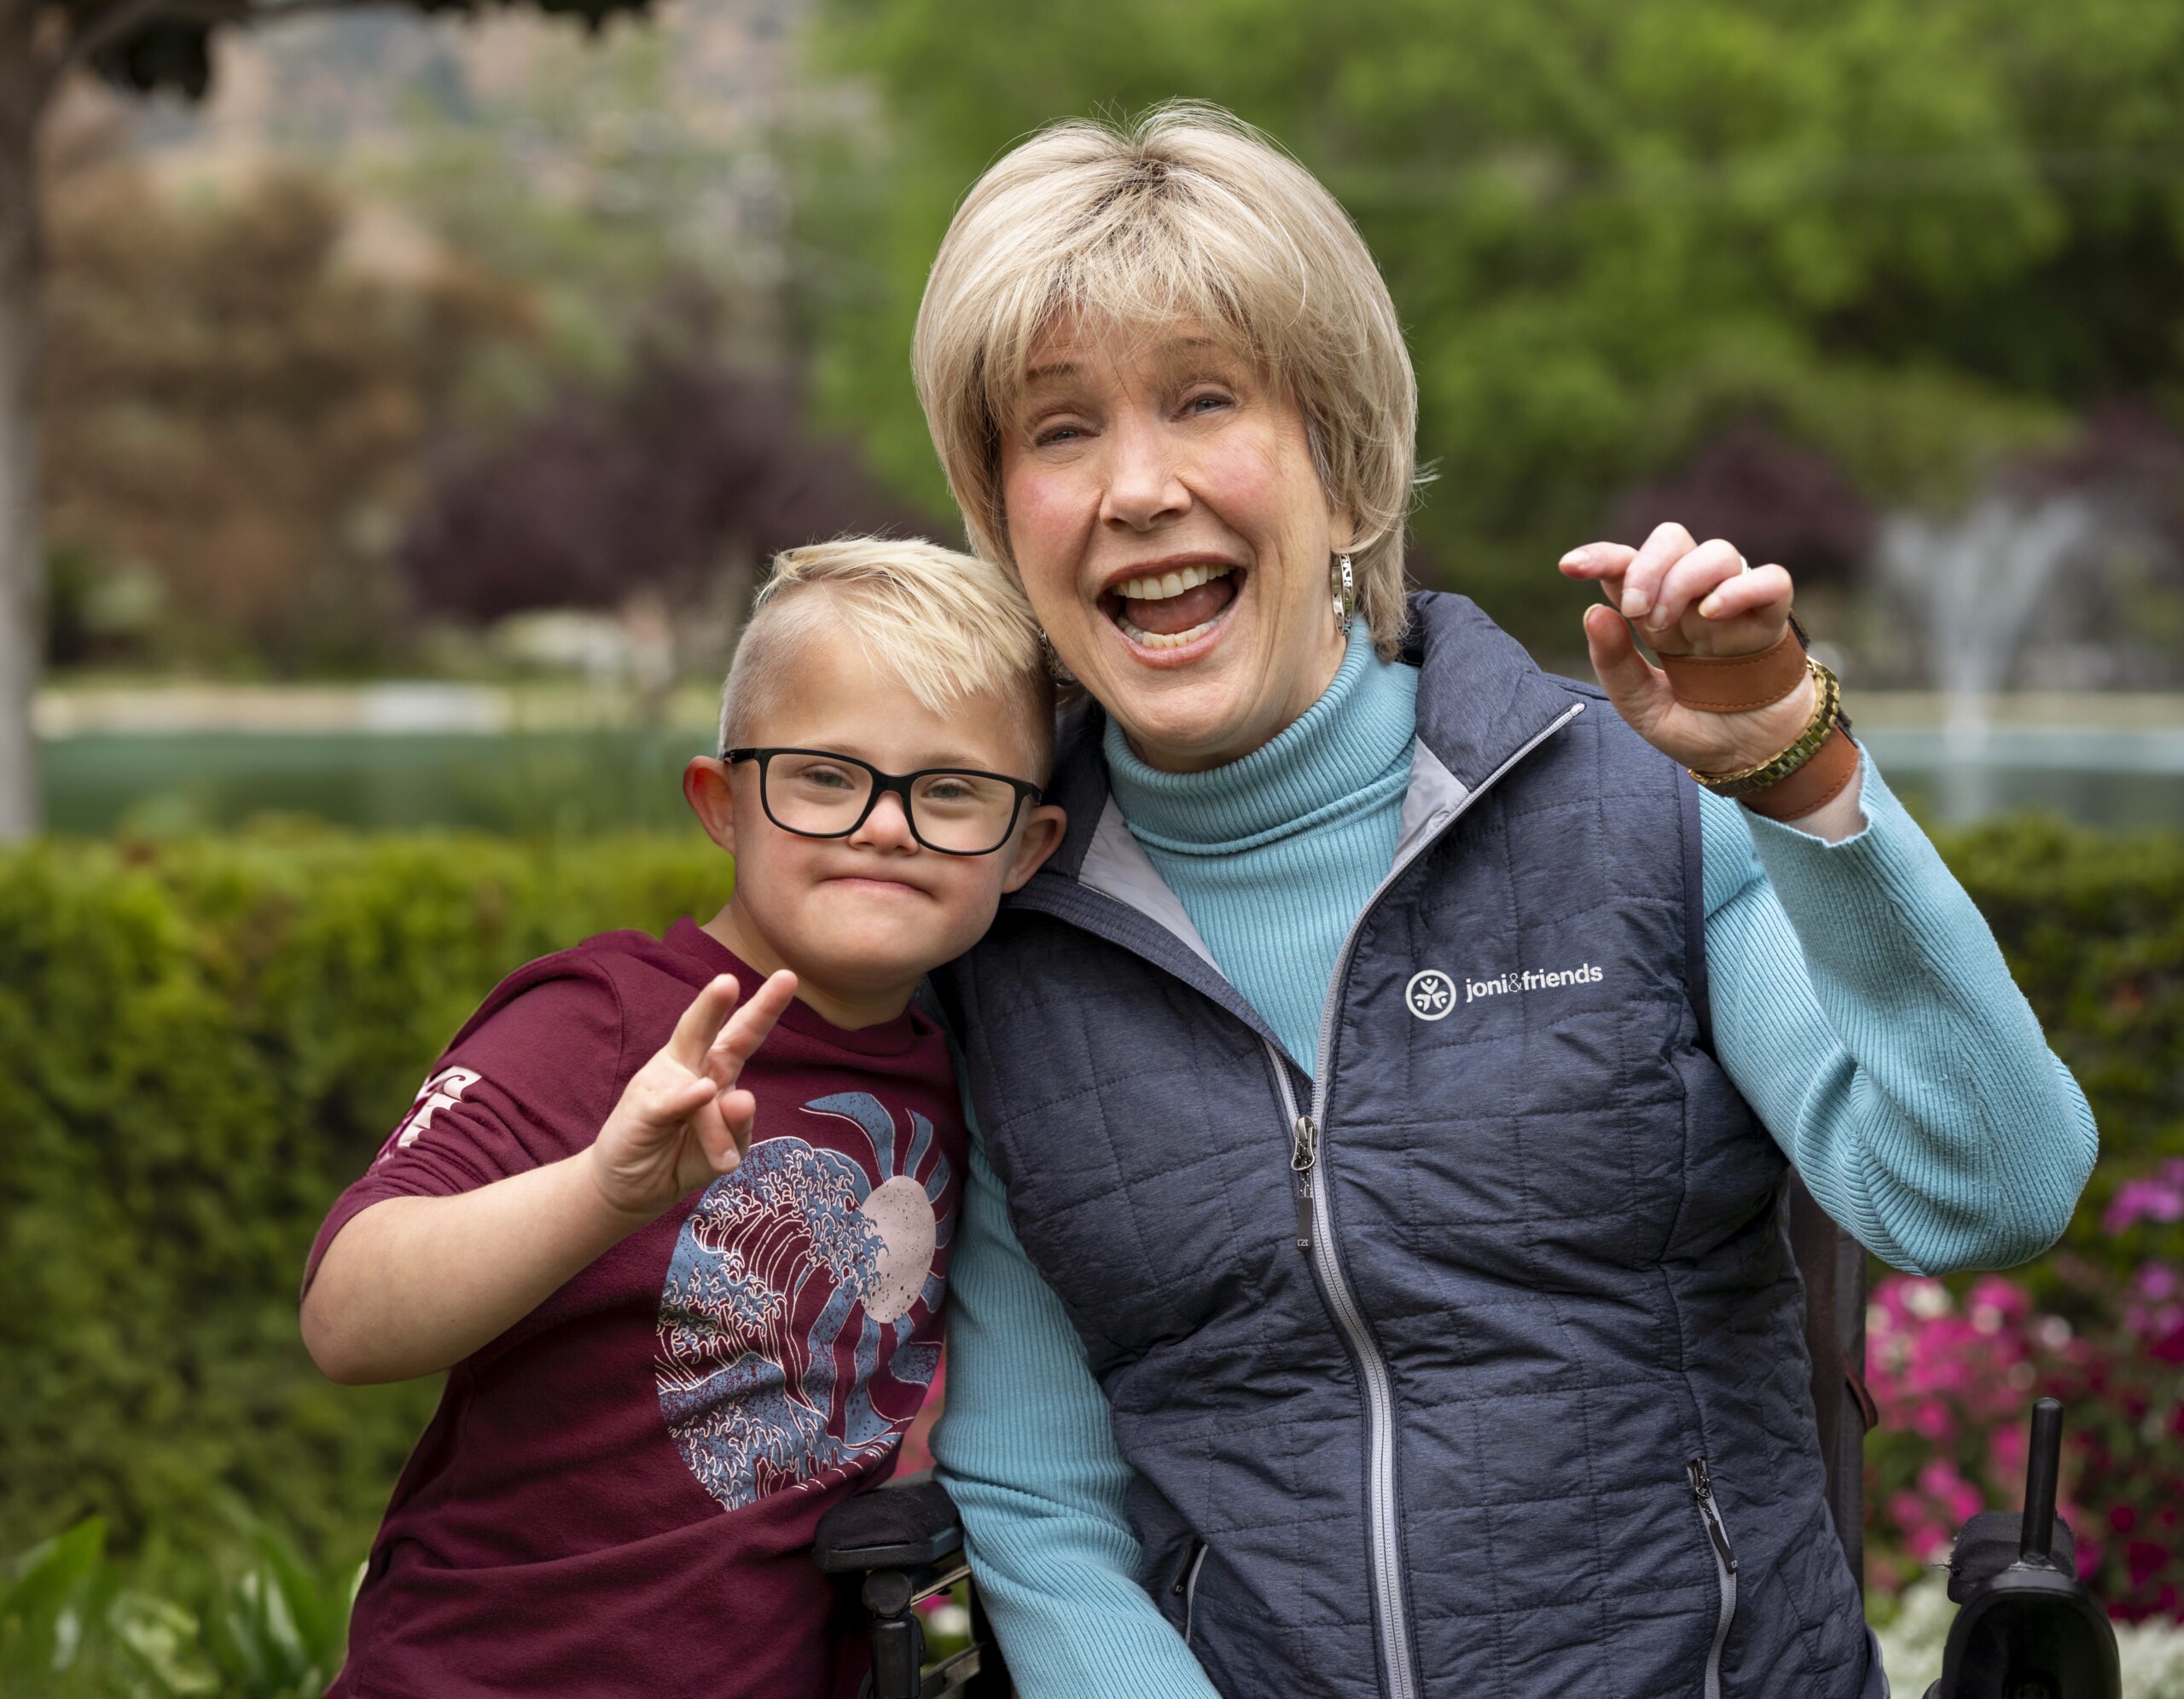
[308,919,965,1699]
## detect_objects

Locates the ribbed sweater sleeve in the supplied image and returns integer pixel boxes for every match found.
[931,1128,1220,1699]
[1701,755,2097,1274]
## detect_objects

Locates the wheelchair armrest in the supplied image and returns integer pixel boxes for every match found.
[813,1473,965,1574]
[1948,1510,2078,1603]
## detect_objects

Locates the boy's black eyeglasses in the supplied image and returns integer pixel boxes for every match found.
[721,748,1043,857]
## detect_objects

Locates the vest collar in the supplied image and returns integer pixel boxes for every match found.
[1033,589,1591,892]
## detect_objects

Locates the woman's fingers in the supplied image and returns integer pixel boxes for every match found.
[1557,541,1639,583]
[1641,538,1747,634]
[1617,522,1697,622]
[703,969,798,1088]
[1697,561,1793,624]
[1582,605,1673,732]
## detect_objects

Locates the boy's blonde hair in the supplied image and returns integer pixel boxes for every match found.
[913,101,1419,658]
[719,536,1055,775]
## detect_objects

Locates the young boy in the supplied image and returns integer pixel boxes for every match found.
[300,538,1064,1699]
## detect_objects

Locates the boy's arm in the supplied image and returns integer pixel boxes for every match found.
[305,1158,654,1384]
[302,970,794,1384]
[1699,759,2097,1274]
[934,1134,1221,1699]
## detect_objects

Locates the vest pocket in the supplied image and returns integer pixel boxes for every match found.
[1687,1458,1740,1699]
[1167,1536,1209,1645]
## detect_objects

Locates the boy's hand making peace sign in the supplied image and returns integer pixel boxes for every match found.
[304,967,799,1384]
[589,971,799,1221]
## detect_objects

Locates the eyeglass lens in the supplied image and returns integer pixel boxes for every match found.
[761,752,1022,854]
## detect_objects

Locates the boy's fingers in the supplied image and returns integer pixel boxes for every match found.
[703,971,798,1087]
[661,1074,720,1120]
[695,1089,758,1172]
[719,1088,757,1160]
[666,975,742,1072]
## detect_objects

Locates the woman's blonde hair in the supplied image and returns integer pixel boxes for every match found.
[913,101,1419,657]
[720,536,1055,774]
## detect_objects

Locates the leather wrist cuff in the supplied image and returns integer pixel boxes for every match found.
[1738,726,1861,821]
[1657,625,1808,713]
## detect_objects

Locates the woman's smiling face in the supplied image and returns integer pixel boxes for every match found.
[998,316,1351,773]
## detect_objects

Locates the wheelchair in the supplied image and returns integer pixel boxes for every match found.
[813,1178,2123,1699]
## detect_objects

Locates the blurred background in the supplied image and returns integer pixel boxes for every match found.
[3,2,2182,1694]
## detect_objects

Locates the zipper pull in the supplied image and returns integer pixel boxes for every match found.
[1687,1458,1739,1574]
[1291,1116,1319,1255]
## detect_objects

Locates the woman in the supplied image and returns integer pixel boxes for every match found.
[912,106,2094,1699]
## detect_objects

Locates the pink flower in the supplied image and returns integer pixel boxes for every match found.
[2106,1161,2184,1233]
[1917,1458,1986,1527]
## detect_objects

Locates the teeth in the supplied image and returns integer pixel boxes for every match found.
[1117,612,1220,650]
[1114,563,1230,603]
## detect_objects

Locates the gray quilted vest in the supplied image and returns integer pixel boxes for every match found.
[940,593,1870,1698]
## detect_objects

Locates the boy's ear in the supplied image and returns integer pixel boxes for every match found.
[683,757,740,856]
[999,803,1066,895]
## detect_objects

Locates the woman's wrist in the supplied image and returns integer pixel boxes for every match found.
[1668,634,1861,824]
[1761,758,1868,843]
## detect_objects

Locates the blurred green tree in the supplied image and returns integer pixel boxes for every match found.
[797,0,2184,649]
[0,0,658,838]
[369,22,791,391]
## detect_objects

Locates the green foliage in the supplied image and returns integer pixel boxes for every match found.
[1,1512,363,1698]
[194,1518,358,1699]
[369,24,786,393]
[796,0,2184,644]
[1,1520,126,1696]
[0,827,729,1569]
[1937,815,2184,1267]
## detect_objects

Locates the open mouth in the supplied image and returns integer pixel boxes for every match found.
[1102,563,1241,652]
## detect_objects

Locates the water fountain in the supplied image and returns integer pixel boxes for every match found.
[1875,492,2102,822]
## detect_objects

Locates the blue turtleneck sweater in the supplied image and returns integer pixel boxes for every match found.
[1102,625,1414,1070]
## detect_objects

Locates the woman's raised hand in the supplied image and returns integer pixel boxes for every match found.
[1559,523,1815,779]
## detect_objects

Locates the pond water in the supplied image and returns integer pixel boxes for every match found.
[44,728,720,837]
[1857,726,2184,832]
[38,719,2184,837]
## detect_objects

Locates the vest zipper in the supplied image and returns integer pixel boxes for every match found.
[1292,1115,1319,1254]
[1176,1540,1209,1644]
[1688,1457,1739,1699]
[1266,699,1583,1699]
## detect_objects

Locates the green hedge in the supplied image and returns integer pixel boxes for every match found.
[1937,817,2184,1270]
[0,818,2177,1572]
[0,827,729,1573]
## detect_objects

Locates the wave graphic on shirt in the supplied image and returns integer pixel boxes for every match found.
[654,1092,951,1512]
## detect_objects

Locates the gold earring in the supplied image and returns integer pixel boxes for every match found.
[1331,554,1356,634]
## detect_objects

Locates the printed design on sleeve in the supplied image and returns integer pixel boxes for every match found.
[375,1066,481,1164]
[654,1093,953,1513]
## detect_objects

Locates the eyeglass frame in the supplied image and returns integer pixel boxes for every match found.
[720,746,1046,857]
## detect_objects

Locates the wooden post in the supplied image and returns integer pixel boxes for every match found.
[0,0,45,839]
